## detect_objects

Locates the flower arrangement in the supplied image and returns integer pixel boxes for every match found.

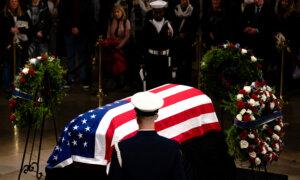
[8,53,66,128]
[200,42,263,102]
[226,81,285,168]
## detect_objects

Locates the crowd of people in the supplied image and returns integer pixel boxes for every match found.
[0,0,299,95]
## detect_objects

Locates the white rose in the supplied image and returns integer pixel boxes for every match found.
[270,102,275,110]
[255,101,260,106]
[251,82,256,87]
[265,137,271,142]
[250,115,256,121]
[37,56,42,60]
[272,94,277,99]
[266,86,272,91]
[248,133,255,139]
[240,109,247,115]
[237,94,244,100]
[22,67,29,74]
[201,62,206,66]
[241,48,248,54]
[255,157,261,165]
[251,55,257,62]
[272,133,280,141]
[223,44,228,48]
[248,99,256,106]
[29,58,37,65]
[274,125,281,132]
[266,91,270,97]
[249,151,257,158]
[261,103,265,109]
[262,86,267,91]
[240,140,249,149]
[236,114,243,121]
[243,86,251,93]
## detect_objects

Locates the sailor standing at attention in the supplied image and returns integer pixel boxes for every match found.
[108,91,186,180]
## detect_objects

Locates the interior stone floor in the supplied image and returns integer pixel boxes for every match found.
[0,83,299,180]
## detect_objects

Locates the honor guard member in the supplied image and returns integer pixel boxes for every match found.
[141,0,175,89]
[108,91,186,180]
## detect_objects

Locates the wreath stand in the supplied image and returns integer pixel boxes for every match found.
[17,71,58,180]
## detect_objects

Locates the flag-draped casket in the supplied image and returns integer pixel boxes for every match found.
[47,84,222,168]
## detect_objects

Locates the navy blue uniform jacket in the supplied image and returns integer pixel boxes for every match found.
[108,130,186,180]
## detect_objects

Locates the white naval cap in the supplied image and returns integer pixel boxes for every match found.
[131,91,164,113]
[150,0,167,9]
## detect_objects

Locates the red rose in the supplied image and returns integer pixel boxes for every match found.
[228,44,235,49]
[19,76,26,83]
[243,114,251,122]
[256,64,263,69]
[9,114,16,122]
[8,98,17,109]
[28,69,35,76]
[236,101,245,109]
[252,108,258,113]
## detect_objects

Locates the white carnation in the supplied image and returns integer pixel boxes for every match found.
[272,94,277,99]
[274,125,281,132]
[251,55,257,62]
[22,67,29,74]
[255,101,260,106]
[37,56,42,60]
[240,140,249,149]
[241,48,248,54]
[274,143,280,152]
[250,115,256,121]
[261,147,267,154]
[251,82,256,87]
[246,109,253,114]
[266,91,270,97]
[266,86,272,91]
[270,102,275,110]
[236,114,243,121]
[262,124,268,130]
[248,99,256,106]
[29,58,37,65]
[268,147,273,152]
[261,94,267,102]
[248,133,255,139]
[243,86,251,93]
[240,109,247,115]
[265,137,271,142]
[249,151,257,158]
[237,94,244,100]
[261,103,265,109]
[223,44,228,48]
[255,157,261,165]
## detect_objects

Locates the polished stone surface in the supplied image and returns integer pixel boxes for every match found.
[0,84,299,180]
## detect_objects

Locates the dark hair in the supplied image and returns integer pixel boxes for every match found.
[134,108,158,117]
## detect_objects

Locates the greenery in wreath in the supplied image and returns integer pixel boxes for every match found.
[200,42,263,102]
[8,53,66,128]
[225,81,285,168]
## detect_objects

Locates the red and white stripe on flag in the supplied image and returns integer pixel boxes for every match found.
[95,84,221,162]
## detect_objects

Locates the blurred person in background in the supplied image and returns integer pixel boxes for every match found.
[0,0,30,92]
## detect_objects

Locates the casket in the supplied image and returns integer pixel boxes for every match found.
[46,84,237,179]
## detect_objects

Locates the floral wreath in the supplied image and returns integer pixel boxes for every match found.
[226,81,285,168]
[8,53,66,128]
[200,42,263,102]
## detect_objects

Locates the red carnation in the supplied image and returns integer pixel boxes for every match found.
[8,98,17,109]
[28,69,35,76]
[243,114,251,122]
[239,89,247,94]
[236,101,245,109]
[239,130,248,140]
[9,114,16,122]
[251,94,258,101]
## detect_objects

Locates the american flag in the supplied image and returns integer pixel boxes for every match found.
[47,84,221,168]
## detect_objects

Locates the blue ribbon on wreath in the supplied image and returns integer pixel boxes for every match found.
[12,89,33,101]
[234,111,283,128]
